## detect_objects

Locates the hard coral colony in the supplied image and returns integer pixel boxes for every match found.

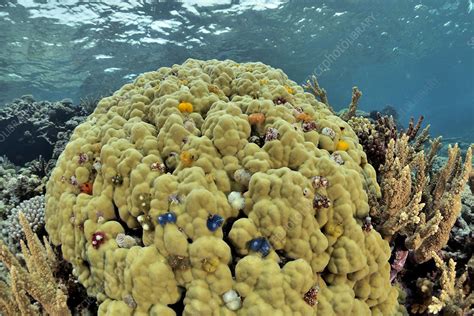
[41,59,443,315]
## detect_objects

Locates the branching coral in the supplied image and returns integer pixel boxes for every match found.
[374,131,472,263]
[410,144,473,263]
[303,75,333,112]
[340,86,362,121]
[375,135,427,237]
[404,116,425,142]
[349,115,395,170]
[426,252,473,315]
[0,212,70,315]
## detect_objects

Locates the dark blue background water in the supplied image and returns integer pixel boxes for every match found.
[1,0,473,140]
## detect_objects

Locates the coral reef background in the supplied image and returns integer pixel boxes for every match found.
[0,1,472,314]
[0,59,472,315]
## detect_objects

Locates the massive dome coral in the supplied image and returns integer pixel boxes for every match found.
[45,59,405,315]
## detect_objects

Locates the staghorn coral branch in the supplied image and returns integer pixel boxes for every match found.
[411,124,430,153]
[43,235,57,266]
[340,86,362,121]
[11,266,39,316]
[410,152,427,194]
[303,75,333,112]
[404,115,424,141]
[404,211,442,251]
[380,191,425,238]
[0,241,22,271]
[425,136,442,172]
[376,135,426,239]
[0,213,71,316]
[383,164,412,213]
[376,126,472,264]
[0,281,17,316]
[18,212,70,315]
[413,146,472,263]
[428,252,474,315]
[429,145,460,208]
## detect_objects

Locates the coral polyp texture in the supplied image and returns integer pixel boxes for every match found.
[45,59,404,315]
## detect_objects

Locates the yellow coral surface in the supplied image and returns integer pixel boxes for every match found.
[45,59,404,315]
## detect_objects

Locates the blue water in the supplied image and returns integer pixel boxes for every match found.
[1,0,473,140]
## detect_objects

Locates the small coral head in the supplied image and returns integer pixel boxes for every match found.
[92,231,106,249]
[208,84,220,94]
[325,222,344,238]
[79,182,93,195]
[178,101,193,113]
[207,214,224,232]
